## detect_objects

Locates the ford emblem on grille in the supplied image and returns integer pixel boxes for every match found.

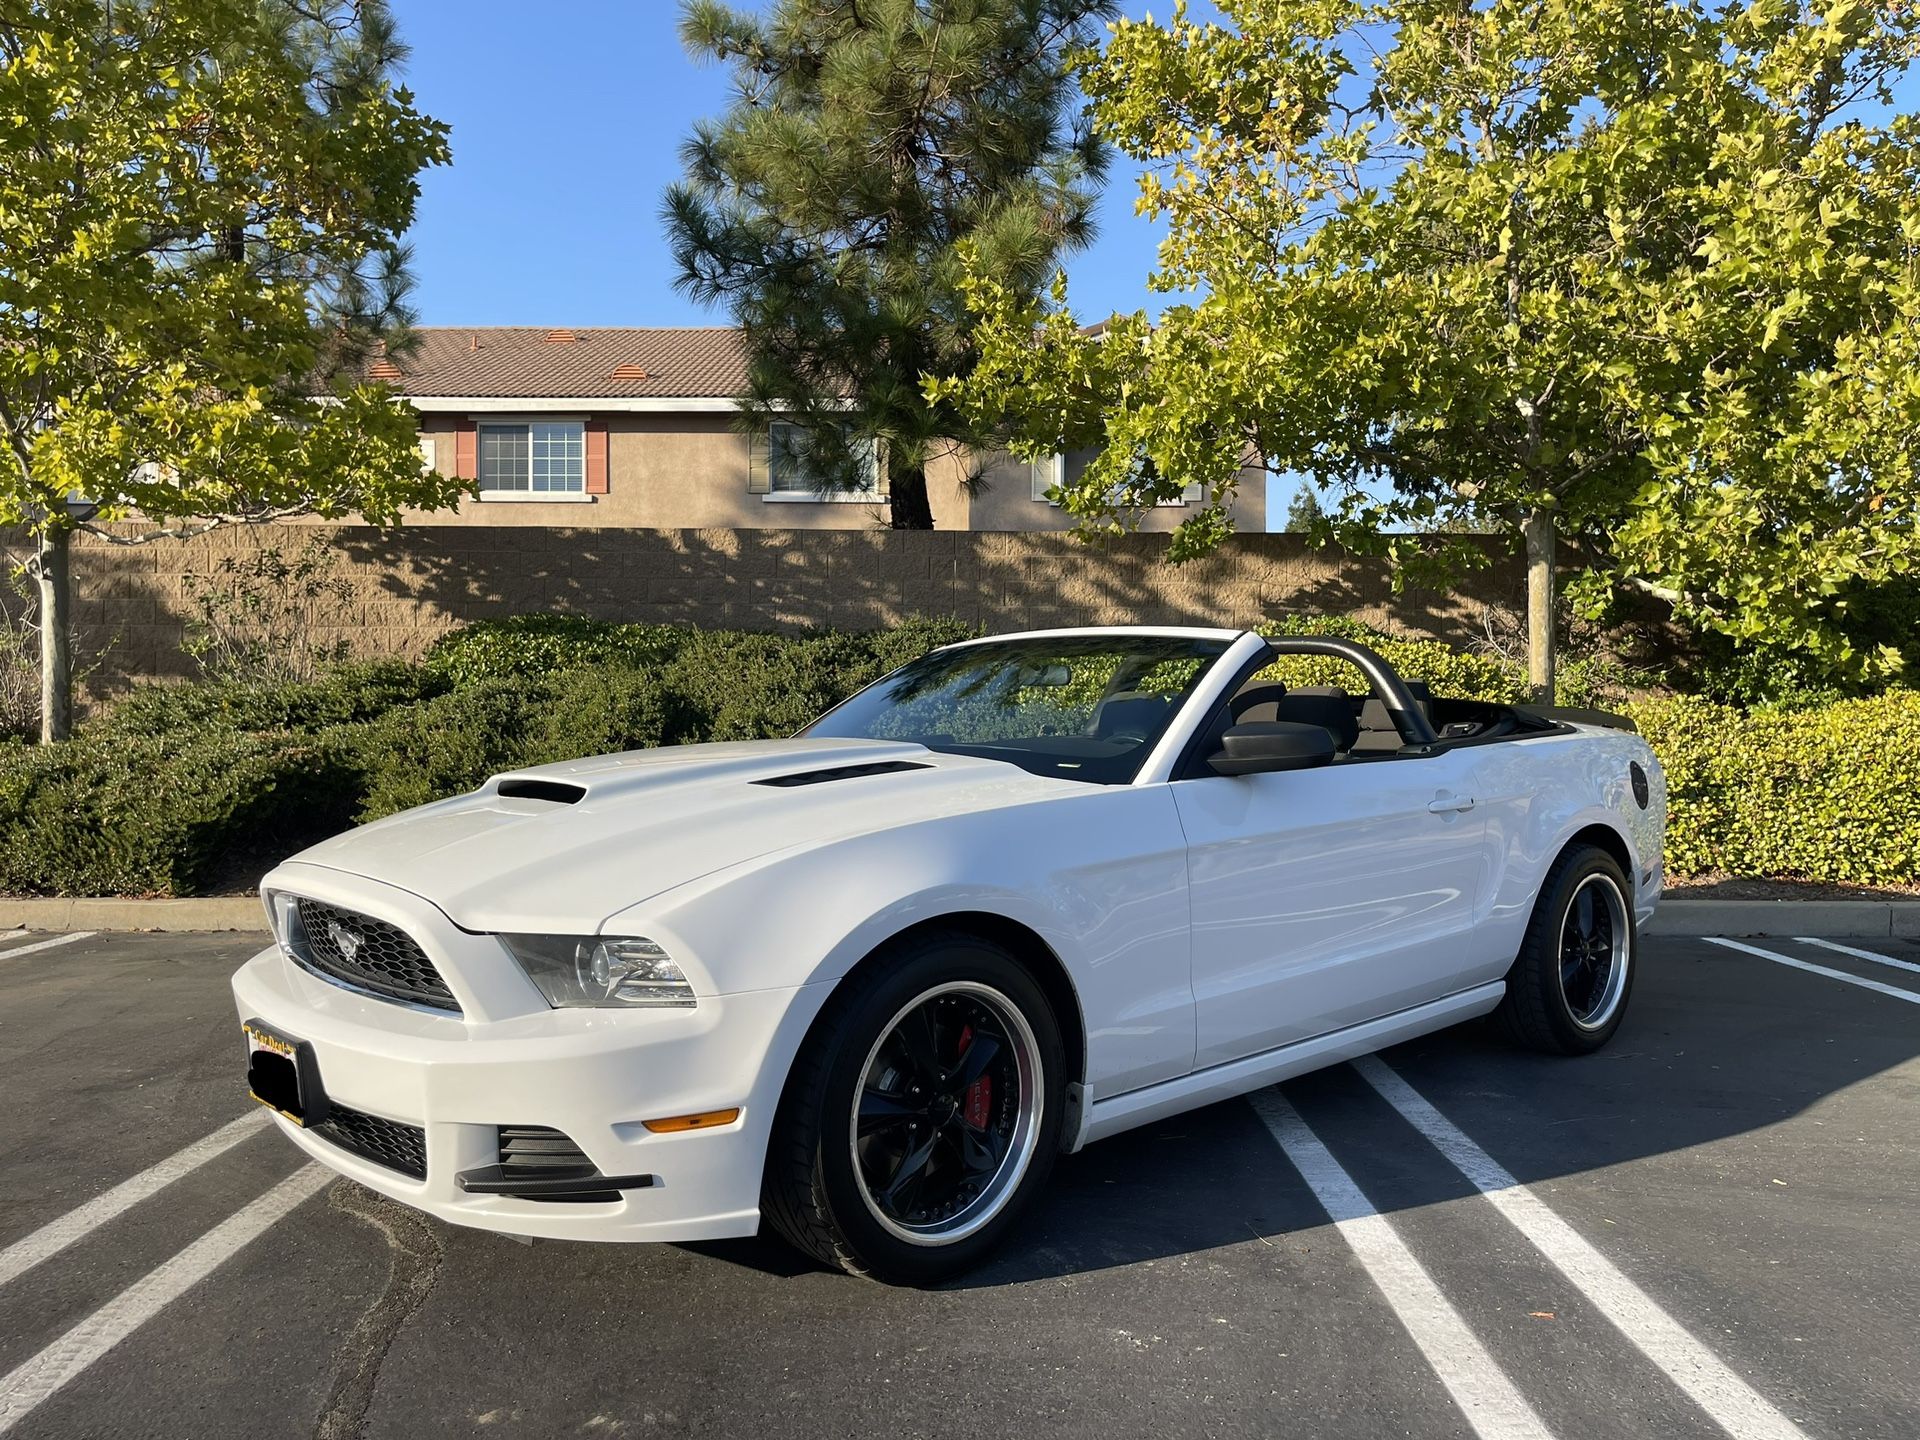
[326,919,364,962]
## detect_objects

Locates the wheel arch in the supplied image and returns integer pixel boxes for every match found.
[763,909,1089,1132]
[1559,820,1637,897]
[829,911,1088,1091]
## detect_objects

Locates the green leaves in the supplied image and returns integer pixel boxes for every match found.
[0,0,457,536]
[946,0,1920,685]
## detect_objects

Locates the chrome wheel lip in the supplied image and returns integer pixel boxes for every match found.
[1560,873,1631,1032]
[848,980,1043,1248]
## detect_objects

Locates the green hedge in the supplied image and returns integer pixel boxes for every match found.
[1631,691,1920,885]
[3,615,1914,895]
[0,730,360,895]
[424,613,687,686]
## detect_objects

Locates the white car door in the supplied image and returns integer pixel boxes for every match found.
[1172,749,1490,1069]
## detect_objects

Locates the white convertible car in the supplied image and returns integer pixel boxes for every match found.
[235,627,1666,1283]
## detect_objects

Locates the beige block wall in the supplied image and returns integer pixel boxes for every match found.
[412,416,1266,534]
[44,524,1520,697]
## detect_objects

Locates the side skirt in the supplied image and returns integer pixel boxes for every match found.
[1067,982,1507,1152]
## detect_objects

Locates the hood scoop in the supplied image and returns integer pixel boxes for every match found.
[753,760,933,789]
[495,778,587,805]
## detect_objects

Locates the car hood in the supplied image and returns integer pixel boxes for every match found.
[277,738,1076,933]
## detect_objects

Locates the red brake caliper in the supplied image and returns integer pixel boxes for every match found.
[956,1025,992,1129]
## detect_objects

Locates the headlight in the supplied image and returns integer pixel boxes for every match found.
[264,890,305,959]
[500,934,696,1009]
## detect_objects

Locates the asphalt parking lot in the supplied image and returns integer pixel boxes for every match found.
[0,929,1915,1440]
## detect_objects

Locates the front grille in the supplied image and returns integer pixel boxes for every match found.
[314,1102,427,1180]
[497,1125,617,1203]
[291,899,460,1013]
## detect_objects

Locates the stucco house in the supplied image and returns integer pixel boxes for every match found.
[385,327,1266,532]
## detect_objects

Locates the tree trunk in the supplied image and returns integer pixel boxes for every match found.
[1522,505,1556,705]
[888,458,934,530]
[31,526,72,744]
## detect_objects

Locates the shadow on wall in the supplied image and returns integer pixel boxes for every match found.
[51,524,1524,697]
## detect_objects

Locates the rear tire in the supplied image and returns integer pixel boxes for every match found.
[761,930,1065,1285]
[1494,844,1637,1055]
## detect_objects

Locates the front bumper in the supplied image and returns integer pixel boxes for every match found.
[232,912,816,1244]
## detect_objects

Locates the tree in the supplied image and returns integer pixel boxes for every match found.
[665,0,1118,530]
[939,0,1920,699]
[0,0,459,741]
[1283,483,1325,534]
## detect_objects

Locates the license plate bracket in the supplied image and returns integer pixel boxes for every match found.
[244,1018,330,1126]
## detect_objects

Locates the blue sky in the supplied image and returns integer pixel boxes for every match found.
[395,1,1183,330]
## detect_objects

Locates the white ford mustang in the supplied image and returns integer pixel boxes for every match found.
[234,626,1666,1283]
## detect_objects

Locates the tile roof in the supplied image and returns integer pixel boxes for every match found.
[370,327,751,398]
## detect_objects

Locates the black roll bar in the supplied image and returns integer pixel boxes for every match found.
[1261,635,1440,748]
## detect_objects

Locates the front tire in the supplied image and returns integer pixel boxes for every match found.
[1494,844,1637,1055]
[761,931,1066,1284]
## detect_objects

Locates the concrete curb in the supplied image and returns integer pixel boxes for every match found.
[0,897,267,933]
[1645,899,1920,940]
[1,895,1913,940]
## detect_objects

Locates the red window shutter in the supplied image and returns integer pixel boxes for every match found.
[585,419,609,495]
[453,420,477,480]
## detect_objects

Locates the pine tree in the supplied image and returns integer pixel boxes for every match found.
[665,0,1117,528]
[1284,485,1324,535]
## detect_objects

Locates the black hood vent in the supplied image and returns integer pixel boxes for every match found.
[754,760,932,789]
[496,778,587,804]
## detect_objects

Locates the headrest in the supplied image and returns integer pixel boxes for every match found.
[1230,683,1288,724]
[1361,680,1433,735]
[1273,688,1358,751]
[1094,692,1171,741]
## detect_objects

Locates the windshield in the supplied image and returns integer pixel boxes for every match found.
[801,634,1232,784]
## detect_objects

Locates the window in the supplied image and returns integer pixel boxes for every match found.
[418,435,437,474]
[1036,450,1200,507]
[1028,453,1066,503]
[769,421,878,497]
[478,421,585,494]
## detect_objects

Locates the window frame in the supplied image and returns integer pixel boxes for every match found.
[474,415,592,501]
[764,419,881,502]
[1033,450,1202,507]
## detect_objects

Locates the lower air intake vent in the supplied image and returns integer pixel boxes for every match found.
[453,1126,655,1204]
[313,1103,427,1180]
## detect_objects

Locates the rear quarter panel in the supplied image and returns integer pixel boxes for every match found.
[1460,727,1667,986]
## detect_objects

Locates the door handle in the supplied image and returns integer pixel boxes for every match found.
[1428,794,1476,814]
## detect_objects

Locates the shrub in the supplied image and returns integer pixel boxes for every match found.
[0,729,361,896]
[521,667,683,770]
[424,613,687,686]
[350,678,542,820]
[97,660,448,740]
[181,538,358,684]
[1629,690,1920,884]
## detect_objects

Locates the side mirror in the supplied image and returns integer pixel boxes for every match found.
[1207,721,1337,777]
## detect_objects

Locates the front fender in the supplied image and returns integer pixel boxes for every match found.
[606,783,1196,1098]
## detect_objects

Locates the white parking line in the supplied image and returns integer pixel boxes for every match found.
[0,1165,329,1437]
[0,1111,271,1290]
[1704,936,1920,1007]
[1250,1090,1554,1440]
[0,932,95,961]
[1795,935,1920,978]
[1353,1055,1809,1440]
